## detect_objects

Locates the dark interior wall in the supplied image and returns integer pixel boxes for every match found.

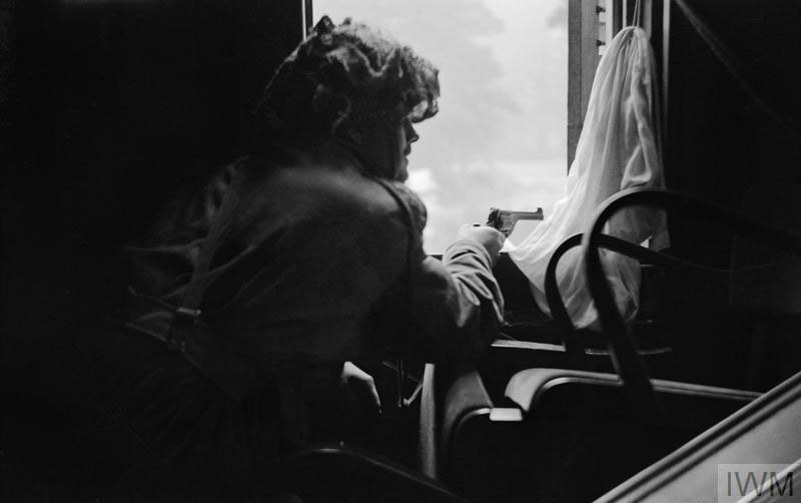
[1,0,303,366]
[660,0,801,387]
[665,0,801,263]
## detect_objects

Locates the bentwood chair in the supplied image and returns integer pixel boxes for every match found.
[421,185,801,502]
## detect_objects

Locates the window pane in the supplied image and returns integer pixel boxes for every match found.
[313,0,567,252]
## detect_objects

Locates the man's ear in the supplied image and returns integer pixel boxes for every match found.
[336,123,364,146]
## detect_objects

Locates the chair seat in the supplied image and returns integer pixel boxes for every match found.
[501,311,670,352]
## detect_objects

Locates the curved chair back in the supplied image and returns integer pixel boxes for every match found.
[582,187,801,419]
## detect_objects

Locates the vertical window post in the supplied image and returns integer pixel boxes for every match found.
[567,0,601,170]
[303,0,314,38]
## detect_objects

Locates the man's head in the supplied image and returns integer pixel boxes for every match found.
[256,16,438,180]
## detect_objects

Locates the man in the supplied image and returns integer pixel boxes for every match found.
[39,16,505,501]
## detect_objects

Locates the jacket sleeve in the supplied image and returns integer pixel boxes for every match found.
[408,239,504,362]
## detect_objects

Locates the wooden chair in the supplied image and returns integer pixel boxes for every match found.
[420,185,801,502]
[478,233,676,401]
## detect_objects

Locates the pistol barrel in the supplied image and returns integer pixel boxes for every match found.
[486,208,544,236]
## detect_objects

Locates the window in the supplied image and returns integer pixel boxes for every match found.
[306,2,657,251]
[312,0,569,253]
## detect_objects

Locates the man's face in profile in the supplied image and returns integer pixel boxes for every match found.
[354,116,420,182]
[393,118,420,182]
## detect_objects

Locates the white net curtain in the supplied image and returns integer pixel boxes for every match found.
[509,26,669,329]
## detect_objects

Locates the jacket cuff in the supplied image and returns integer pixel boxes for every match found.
[443,239,494,269]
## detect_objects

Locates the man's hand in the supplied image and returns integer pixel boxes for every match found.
[341,361,381,415]
[457,224,505,264]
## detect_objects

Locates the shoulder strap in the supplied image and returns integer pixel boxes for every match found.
[182,163,246,313]
[370,177,421,408]
[165,162,264,402]
[371,177,421,252]
[167,163,245,349]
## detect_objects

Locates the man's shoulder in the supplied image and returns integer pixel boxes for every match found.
[236,154,428,238]
[264,160,406,209]
[377,180,427,233]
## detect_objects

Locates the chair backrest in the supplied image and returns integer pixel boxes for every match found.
[418,354,759,502]
[421,362,758,503]
[502,367,759,502]
[544,231,731,387]
[582,187,801,417]
[278,442,467,503]
[419,363,526,502]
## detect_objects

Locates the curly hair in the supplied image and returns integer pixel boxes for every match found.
[255,16,440,139]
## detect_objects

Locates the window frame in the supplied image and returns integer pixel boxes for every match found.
[304,0,315,36]
[303,0,667,192]
[567,0,665,170]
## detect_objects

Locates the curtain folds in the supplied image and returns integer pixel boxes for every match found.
[509,26,668,329]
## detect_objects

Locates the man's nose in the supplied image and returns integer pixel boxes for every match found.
[404,121,419,144]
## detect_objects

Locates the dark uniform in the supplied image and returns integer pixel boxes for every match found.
[53,139,503,501]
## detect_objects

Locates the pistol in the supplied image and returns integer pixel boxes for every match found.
[486,208,544,237]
